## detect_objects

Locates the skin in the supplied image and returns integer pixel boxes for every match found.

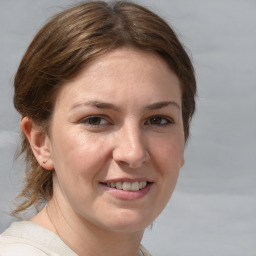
[22,48,185,256]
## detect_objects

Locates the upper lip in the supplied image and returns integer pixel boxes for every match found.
[100,178,153,183]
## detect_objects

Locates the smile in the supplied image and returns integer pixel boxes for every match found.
[100,180,153,200]
[105,181,147,191]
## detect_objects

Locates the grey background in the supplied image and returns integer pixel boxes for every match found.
[0,0,255,255]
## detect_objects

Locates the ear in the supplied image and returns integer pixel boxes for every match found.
[21,117,54,170]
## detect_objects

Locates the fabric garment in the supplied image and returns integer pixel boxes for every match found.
[0,221,152,256]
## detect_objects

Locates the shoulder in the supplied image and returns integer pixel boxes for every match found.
[0,233,56,256]
[0,239,49,256]
[0,221,47,255]
[139,244,153,256]
[0,221,77,256]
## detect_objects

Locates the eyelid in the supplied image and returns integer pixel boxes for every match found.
[145,115,175,126]
[79,115,111,126]
[78,114,174,128]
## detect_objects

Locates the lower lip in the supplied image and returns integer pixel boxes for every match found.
[101,183,153,200]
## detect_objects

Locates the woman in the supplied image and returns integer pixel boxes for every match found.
[0,1,196,255]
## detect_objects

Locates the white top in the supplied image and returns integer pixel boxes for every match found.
[0,221,151,256]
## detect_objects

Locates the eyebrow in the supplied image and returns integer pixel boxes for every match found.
[71,100,180,111]
[71,101,119,111]
[145,101,181,110]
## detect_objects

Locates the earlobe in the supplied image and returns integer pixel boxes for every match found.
[21,117,54,170]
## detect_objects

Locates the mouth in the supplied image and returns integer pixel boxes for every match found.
[101,181,148,191]
[100,180,153,191]
[100,180,153,200]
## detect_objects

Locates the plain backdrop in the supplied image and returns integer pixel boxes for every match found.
[0,1,255,255]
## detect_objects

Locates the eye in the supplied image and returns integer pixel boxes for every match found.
[145,116,174,126]
[80,116,109,126]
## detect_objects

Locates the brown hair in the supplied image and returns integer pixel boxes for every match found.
[13,0,196,215]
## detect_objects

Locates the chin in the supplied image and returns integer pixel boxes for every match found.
[97,209,157,233]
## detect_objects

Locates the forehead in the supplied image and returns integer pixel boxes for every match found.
[54,48,181,108]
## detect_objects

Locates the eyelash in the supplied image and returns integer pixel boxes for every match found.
[145,116,174,126]
[79,115,174,128]
[79,116,110,127]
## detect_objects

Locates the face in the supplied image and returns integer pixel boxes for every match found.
[46,48,185,233]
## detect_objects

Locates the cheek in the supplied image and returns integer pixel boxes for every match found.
[150,135,184,169]
[50,129,110,181]
[150,135,184,196]
[51,132,111,208]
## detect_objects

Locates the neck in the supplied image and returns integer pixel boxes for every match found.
[32,198,144,256]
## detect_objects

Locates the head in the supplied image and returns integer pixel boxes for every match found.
[13,1,196,215]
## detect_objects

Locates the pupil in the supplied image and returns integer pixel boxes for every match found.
[89,117,100,125]
[151,117,161,124]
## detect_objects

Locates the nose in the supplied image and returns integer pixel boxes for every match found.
[112,124,150,168]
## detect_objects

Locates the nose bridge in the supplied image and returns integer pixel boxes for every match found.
[125,122,143,151]
[113,120,149,168]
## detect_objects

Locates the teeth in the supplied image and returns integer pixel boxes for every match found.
[140,181,146,189]
[106,181,148,191]
[116,181,122,190]
[131,181,139,191]
[122,181,131,191]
